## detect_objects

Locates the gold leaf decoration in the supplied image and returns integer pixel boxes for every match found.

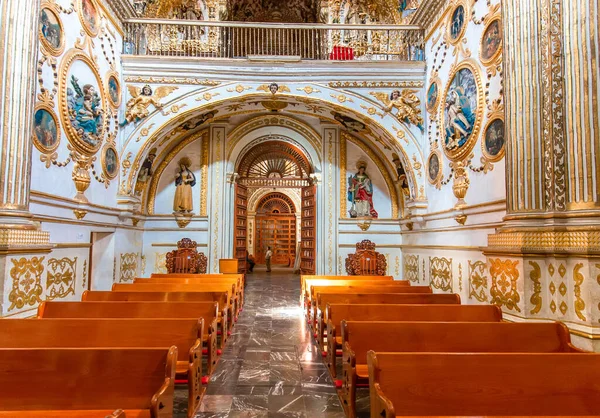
[46,257,77,300]
[573,263,586,322]
[119,253,138,282]
[468,260,488,302]
[529,261,542,315]
[489,258,521,312]
[429,257,453,292]
[8,257,45,312]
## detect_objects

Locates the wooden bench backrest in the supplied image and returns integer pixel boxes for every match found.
[315,285,431,299]
[307,279,401,299]
[112,283,235,302]
[38,301,218,328]
[328,303,498,328]
[0,347,176,412]
[368,352,600,416]
[82,290,228,306]
[343,321,582,364]
[316,292,446,307]
[303,276,395,296]
[0,318,203,363]
[135,277,240,289]
[151,273,243,281]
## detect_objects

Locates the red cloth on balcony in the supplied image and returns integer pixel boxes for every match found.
[329,46,354,60]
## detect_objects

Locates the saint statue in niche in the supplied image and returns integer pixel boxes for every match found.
[392,153,410,198]
[347,161,378,219]
[173,157,196,213]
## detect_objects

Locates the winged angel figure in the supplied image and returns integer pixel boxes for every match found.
[257,83,291,95]
[124,84,178,124]
[371,90,424,131]
[67,75,104,147]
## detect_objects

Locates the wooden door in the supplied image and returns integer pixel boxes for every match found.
[255,215,296,266]
[300,185,316,274]
[233,184,248,273]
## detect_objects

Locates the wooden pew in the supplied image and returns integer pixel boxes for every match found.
[311,285,432,328]
[38,301,219,375]
[82,290,230,346]
[324,301,489,378]
[112,283,239,326]
[368,351,600,417]
[317,293,461,354]
[0,319,205,417]
[144,273,245,304]
[342,321,585,418]
[0,347,177,418]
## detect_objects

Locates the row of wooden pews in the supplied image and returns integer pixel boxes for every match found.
[302,274,600,418]
[0,272,245,418]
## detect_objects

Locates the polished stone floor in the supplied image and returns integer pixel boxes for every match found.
[174,267,348,418]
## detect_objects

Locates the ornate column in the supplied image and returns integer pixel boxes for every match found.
[206,124,228,273]
[486,0,600,349]
[320,126,340,274]
[0,0,52,316]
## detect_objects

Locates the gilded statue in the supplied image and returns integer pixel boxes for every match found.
[173,157,196,213]
[371,89,424,130]
[124,84,178,124]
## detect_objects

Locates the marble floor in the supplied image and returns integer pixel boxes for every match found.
[175,267,349,418]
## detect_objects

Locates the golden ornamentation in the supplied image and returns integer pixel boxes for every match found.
[39,1,66,57]
[360,104,385,118]
[487,229,600,253]
[391,126,409,145]
[344,132,399,218]
[327,131,334,273]
[32,101,61,155]
[328,81,424,88]
[549,281,556,295]
[404,254,419,283]
[200,135,209,216]
[427,150,443,187]
[261,101,288,112]
[71,152,93,203]
[445,0,470,47]
[46,257,77,300]
[468,260,488,302]
[125,85,178,124]
[559,301,568,315]
[8,257,45,312]
[451,160,470,209]
[429,257,453,292]
[227,85,252,93]
[105,70,121,108]
[139,124,155,138]
[73,209,87,219]
[140,254,146,276]
[439,60,485,162]
[195,91,221,102]
[132,218,140,227]
[479,14,503,69]
[395,256,400,276]
[58,49,108,157]
[426,76,442,115]
[123,76,221,86]
[330,93,353,103]
[558,281,567,297]
[77,0,101,38]
[489,258,521,312]
[257,84,290,94]
[161,103,188,116]
[212,130,222,272]
[0,229,51,249]
[340,134,347,219]
[119,253,138,283]
[297,86,321,95]
[529,261,542,314]
[154,252,168,274]
[174,212,193,228]
[82,259,88,289]
[481,116,505,163]
[550,300,557,313]
[458,263,463,292]
[100,143,119,180]
[455,214,467,225]
[573,263,586,321]
[370,90,424,128]
[411,155,422,177]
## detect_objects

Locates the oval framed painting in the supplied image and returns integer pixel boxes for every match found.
[447,1,469,45]
[106,72,121,108]
[102,144,119,180]
[482,117,506,162]
[58,49,107,156]
[426,77,441,114]
[427,151,442,186]
[480,17,503,66]
[39,3,65,57]
[440,60,484,162]
[78,0,101,37]
[32,103,60,153]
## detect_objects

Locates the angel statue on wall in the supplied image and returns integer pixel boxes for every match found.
[347,161,378,219]
[173,157,196,214]
[124,84,178,125]
[257,83,291,95]
[371,89,424,131]
[67,76,104,147]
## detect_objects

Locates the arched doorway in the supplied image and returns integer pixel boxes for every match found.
[254,193,297,265]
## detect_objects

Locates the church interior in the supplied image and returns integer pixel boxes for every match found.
[1,0,600,415]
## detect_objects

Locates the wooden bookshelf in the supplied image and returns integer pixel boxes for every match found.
[300,185,316,274]
[233,184,248,273]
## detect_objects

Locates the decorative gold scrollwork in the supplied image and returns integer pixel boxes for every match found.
[46,257,77,300]
[528,261,542,315]
[8,257,45,312]
[489,258,521,312]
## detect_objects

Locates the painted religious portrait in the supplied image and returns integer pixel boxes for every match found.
[483,118,505,161]
[428,153,440,183]
[443,67,477,151]
[80,0,100,36]
[107,75,121,108]
[33,107,59,152]
[449,5,465,41]
[426,81,439,113]
[347,161,378,219]
[103,145,119,179]
[481,19,502,62]
[39,7,63,54]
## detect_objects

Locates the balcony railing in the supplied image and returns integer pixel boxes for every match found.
[123,19,425,61]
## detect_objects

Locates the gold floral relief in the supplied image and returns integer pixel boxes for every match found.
[429,257,453,292]
[155,252,168,274]
[489,258,521,312]
[119,253,138,282]
[528,261,542,315]
[403,254,419,283]
[468,260,488,303]
[573,263,586,322]
[8,257,45,312]
[46,257,77,301]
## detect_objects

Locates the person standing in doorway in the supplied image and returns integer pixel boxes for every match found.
[265,246,273,272]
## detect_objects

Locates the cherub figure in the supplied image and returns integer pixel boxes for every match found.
[371,89,424,130]
[257,83,291,95]
[124,84,178,124]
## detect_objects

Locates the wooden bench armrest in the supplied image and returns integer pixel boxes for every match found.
[108,410,126,418]
[326,319,336,377]
[188,338,203,416]
[342,341,357,417]
[371,382,395,418]
[150,346,177,418]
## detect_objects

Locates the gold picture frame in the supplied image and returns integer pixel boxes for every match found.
[427,150,443,187]
[479,16,503,67]
[426,77,442,114]
[32,102,61,154]
[439,59,485,162]
[58,49,107,157]
[101,143,119,180]
[105,71,122,108]
[39,2,65,57]
[78,0,101,38]
[481,116,506,163]
[446,0,470,46]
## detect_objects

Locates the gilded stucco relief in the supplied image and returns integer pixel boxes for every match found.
[46,257,77,300]
[8,257,45,312]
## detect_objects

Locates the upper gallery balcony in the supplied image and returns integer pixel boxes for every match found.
[122,19,425,62]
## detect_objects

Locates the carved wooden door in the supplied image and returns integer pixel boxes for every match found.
[300,185,316,274]
[233,184,248,273]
